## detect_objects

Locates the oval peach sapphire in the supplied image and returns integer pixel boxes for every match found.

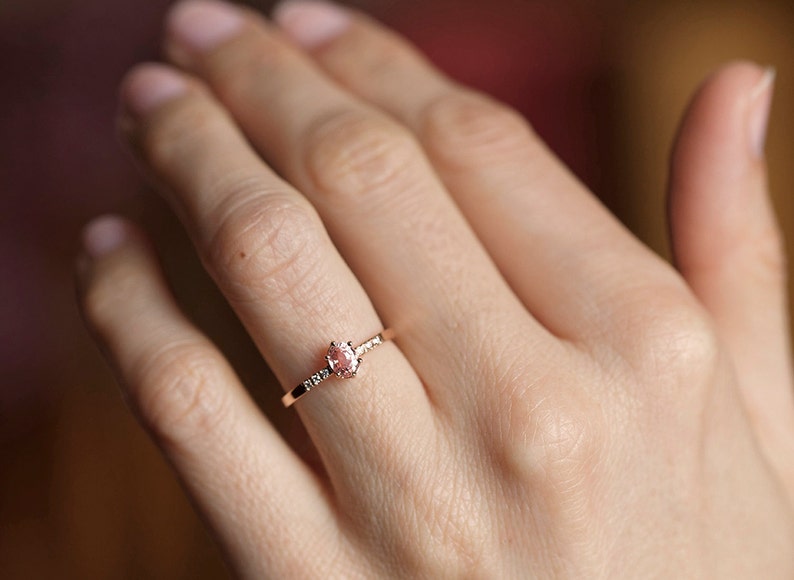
[326,341,361,379]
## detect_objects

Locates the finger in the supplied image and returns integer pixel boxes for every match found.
[668,62,794,481]
[118,63,434,488]
[76,216,343,578]
[273,1,689,345]
[163,0,550,411]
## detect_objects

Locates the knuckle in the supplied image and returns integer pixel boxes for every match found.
[135,341,231,449]
[529,401,603,478]
[208,194,324,304]
[623,288,720,395]
[501,388,606,495]
[420,92,535,166]
[303,111,419,201]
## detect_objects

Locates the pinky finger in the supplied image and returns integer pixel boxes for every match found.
[76,216,342,578]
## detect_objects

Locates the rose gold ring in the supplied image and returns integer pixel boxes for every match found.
[282,329,393,408]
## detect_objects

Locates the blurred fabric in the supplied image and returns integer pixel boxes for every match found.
[1,0,792,577]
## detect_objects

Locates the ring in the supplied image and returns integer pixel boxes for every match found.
[282,329,393,407]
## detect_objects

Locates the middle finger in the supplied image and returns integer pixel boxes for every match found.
[164,0,554,410]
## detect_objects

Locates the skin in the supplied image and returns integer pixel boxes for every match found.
[77,0,794,577]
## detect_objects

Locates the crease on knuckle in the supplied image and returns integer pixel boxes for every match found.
[420,91,535,167]
[304,110,419,201]
[135,340,231,450]
[208,194,324,305]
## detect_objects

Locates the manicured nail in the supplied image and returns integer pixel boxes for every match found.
[122,64,187,116]
[167,0,244,53]
[83,216,129,258]
[273,0,351,49]
[748,66,775,159]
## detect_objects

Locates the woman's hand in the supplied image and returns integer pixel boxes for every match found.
[77,0,794,576]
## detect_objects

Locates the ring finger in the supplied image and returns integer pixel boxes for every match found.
[119,63,433,486]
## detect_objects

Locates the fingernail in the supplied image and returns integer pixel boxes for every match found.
[83,216,129,258]
[167,0,244,53]
[122,64,187,116]
[748,66,775,159]
[273,0,351,49]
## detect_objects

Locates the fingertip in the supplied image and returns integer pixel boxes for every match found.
[691,60,768,105]
[273,0,352,49]
[672,61,770,176]
[119,63,189,117]
[165,0,245,54]
[82,215,132,259]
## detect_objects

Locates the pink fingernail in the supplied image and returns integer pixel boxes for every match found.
[167,0,244,53]
[748,66,775,159]
[122,64,187,116]
[83,216,129,258]
[273,0,351,49]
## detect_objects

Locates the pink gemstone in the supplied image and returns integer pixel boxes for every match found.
[327,341,360,379]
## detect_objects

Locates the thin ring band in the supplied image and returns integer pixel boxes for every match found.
[282,329,394,407]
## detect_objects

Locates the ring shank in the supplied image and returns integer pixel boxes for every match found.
[282,365,331,407]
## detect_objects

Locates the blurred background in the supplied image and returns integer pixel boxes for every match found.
[2,0,793,577]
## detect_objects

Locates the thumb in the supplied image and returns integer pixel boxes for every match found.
[668,61,794,491]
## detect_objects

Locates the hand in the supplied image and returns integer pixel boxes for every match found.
[77,0,794,576]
